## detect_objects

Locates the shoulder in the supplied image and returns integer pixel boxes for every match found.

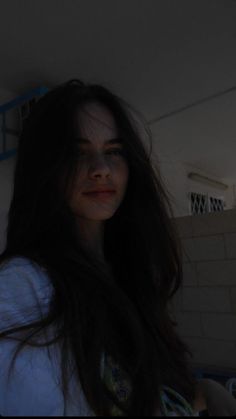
[0,256,52,295]
[0,256,53,329]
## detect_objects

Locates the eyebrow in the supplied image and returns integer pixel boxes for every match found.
[75,138,123,145]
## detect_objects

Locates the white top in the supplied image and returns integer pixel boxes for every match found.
[0,257,95,416]
[0,256,199,417]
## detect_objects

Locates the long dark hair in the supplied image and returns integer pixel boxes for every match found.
[0,79,197,415]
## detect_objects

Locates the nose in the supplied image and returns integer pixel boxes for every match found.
[88,153,111,179]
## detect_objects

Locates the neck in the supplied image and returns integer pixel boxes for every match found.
[77,218,105,263]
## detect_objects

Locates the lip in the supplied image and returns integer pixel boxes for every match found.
[83,189,116,194]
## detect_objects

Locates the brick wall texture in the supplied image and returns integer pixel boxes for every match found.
[169,209,236,373]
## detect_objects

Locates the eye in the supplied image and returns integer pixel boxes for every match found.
[76,148,126,158]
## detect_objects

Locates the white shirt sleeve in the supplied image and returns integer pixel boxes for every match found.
[0,257,94,416]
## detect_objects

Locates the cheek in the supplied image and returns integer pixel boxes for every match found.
[116,161,129,190]
[67,170,85,205]
[72,166,86,189]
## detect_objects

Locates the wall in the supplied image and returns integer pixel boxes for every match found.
[0,88,16,105]
[155,156,236,218]
[150,87,236,218]
[169,209,236,373]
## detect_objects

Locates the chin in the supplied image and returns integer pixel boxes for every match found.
[87,212,116,221]
[87,205,119,218]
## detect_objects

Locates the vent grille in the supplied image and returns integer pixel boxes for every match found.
[189,192,225,215]
[209,196,225,212]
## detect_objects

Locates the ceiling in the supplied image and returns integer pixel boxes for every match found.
[1,0,236,180]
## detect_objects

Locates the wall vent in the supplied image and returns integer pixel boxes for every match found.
[189,192,225,215]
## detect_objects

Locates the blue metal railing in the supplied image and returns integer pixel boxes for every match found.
[0,86,49,162]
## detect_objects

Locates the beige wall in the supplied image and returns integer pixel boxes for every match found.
[169,209,236,373]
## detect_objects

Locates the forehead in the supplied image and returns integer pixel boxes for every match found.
[74,102,118,140]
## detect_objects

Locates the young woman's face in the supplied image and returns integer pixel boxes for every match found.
[69,102,129,221]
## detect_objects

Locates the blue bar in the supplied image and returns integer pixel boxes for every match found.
[0,86,49,114]
[0,149,17,161]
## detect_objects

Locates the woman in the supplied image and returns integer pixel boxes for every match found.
[0,79,235,416]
